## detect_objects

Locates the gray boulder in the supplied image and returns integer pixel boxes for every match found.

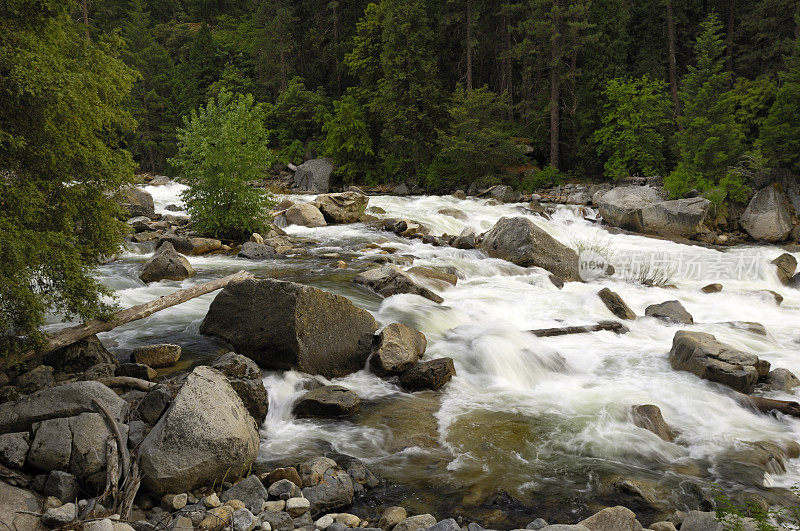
[15,365,54,393]
[302,467,355,517]
[740,184,793,242]
[44,335,118,375]
[314,191,369,224]
[139,242,195,283]
[0,480,42,530]
[212,352,261,380]
[596,186,666,231]
[578,506,640,531]
[760,368,800,392]
[269,478,303,500]
[68,412,128,481]
[228,377,269,425]
[294,158,334,193]
[28,417,72,471]
[137,385,172,425]
[425,519,461,531]
[121,186,155,218]
[597,288,636,320]
[220,475,269,513]
[0,432,29,468]
[631,404,675,442]
[394,515,438,531]
[132,344,181,368]
[399,358,456,391]
[285,203,327,227]
[294,385,361,417]
[645,300,694,324]
[566,188,593,205]
[640,197,712,237]
[771,253,797,285]
[354,266,444,303]
[0,381,128,434]
[489,185,523,203]
[452,228,477,250]
[238,241,276,260]
[200,279,377,378]
[669,331,767,393]
[44,470,79,503]
[370,323,427,376]
[138,366,260,496]
[480,217,580,281]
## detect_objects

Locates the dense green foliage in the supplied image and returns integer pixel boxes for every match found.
[594,75,673,180]
[0,0,136,359]
[170,91,274,239]
[322,94,375,184]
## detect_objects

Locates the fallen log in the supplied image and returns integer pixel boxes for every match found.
[9,270,253,369]
[96,377,156,392]
[528,320,629,337]
[737,394,800,418]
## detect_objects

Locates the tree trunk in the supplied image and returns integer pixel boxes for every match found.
[726,0,735,87]
[738,394,800,418]
[466,0,473,93]
[528,321,628,337]
[666,0,681,126]
[22,271,253,367]
[549,0,561,169]
[82,0,90,40]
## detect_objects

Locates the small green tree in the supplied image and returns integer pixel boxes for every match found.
[322,94,375,184]
[263,76,328,148]
[593,75,673,180]
[666,13,744,198]
[170,91,274,240]
[427,86,521,188]
[759,21,800,173]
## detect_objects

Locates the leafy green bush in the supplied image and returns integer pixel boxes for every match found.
[277,139,305,166]
[170,91,275,240]
[520,165,564,191]
[321,94,376,183]
[264,76,328,146]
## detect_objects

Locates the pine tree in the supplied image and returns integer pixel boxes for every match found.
[0,0,136,359]
[759,21,800,172]
[666,13,744,198]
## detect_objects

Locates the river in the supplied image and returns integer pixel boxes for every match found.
[97,182,800,525]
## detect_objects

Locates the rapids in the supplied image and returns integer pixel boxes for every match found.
[94,182,800,523]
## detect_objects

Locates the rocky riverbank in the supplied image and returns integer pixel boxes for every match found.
[3,174,800,530]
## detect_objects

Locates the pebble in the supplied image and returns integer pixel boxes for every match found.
[226,499,247,511]
[162,492,188,511]
[526,519,548,530]
[173,516,194,529]
[286,496,311,517]
[316,514,336,529]
[84,519,114,531]
[335,513,361,528]
[42,502,76,527]
[378,507,407,530]
[43,496,62,509]
[204,492,222,508]
[262,500,286,512]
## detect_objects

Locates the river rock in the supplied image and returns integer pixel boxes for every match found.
[701,283,722,293]
[138,366,260,496]
[669,331,764,393]
[294,385,361,417]
[42,501,77,528]
[121,186,155,218]
[740,184,793,242]
[302,466,355,517]
[578,506,640,530]
[228,377,269,425]
[370,323,427,376]
[221,475,269,513]
[261,510,294,531]
[285,203,327,227]
[394,515,437,531]
[139,242,195,283]
[212,352,261,380]
[0,432,29,468]
[640,197,712,238]
[69,412,128,481]
[16,365,55,393]
[44,335,118,374]
[294,158,333,193]
[425,519,460,531]
[132,344,181,368]
[567,188,593,205]
[314,191,369,224]
[406,267,458,286]
[452,228,477,249]
[437,207,467,220]
[137,385,172,425]
[116,362,157,381]
[0,480,42,530]
[354,265,444,303]
[760,368,800,392]
[28,417,72,471]
[286,497,311,517]
[631,404,675,442]
[156,234,222,255]
[597,288,636,320]
[379,506,407,529]
[480,217,580,281]
[299,457,337,487]
[489,185,523,203]
[596,186,666,232]
[645,300,693,324]
[43,470,79,502]
[266,467,302,487]
[399,358,456,391]
[269,478,302,500]
[200,279,377,378]
[239,241,276,260]
[771,253,797,285]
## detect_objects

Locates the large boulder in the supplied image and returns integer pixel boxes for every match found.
[669,331,767,393]
[479,217,580,281]
[43,335,118,374]
[399,358,456,391]
[120,186,155,218]
[740,184,793,242]
[354,266,444,303]
[132,344,181,368]
[155,234,222,256]
[301,466,355,517]
[68,412,128,482]
[285,203,327,228]
[645,300,694,324]
[578,506,640,531]
[294,385,361,417]
[0,480,42,530]
[0,381,128,434]
[200,279,377,378]
[139,242,195,283]
[370,323,427,376]
[238,241,276,260]
[489,185,523,204]
[138,366,260,496]
[771,253,797,285]
[640,197,712,238]
[294,158,334,193]
[596,186,666,231]
[314,192,369,224]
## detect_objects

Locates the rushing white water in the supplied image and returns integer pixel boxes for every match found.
[97,182,800,519]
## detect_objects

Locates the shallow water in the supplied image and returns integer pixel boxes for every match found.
[96,182,800,525]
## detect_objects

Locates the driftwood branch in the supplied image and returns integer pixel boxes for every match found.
[528,321,628,337]
[96,377,156,392]
[737,394,800,418]
[93,398,130,483]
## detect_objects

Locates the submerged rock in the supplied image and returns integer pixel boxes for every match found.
[294,385,361,417]
[480,217,580,281]
[598,288,636,320]
[771,253,797,285]
[200,278,377,378]
[400,358,456,391]
[370,323,427,377]
[645,300,694,324]
[139,242,194,283]
[669,331,766,393]
[354,265,444,303]
[138,366,259,496]
[631,404,675,442]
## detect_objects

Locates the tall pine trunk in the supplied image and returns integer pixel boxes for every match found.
[726,0,735,87]
[549,0,561,169]
[666,0,681,126]
[82,0,90,40]
[466,0,473,92]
